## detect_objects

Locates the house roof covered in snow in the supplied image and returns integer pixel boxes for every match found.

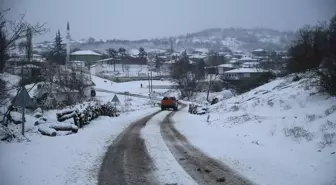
[239,56,257,61]
[242,62,260,65]
[218,64,236,68]
[229,59,239,63]
[224,68,268,73]
[190,54,207,59]
[71,50,102,56]
[129,49,139,56]
[195,48,209,53]
[253,48,266,52]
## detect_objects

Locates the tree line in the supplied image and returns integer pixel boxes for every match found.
[287,15,336,96]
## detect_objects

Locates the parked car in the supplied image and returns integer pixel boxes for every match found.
[161,96,178,111]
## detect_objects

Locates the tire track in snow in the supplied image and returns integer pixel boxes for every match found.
[98,111,160,185]
[141,111,199,185]
[161,105,255,185]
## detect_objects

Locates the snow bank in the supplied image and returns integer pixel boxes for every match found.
[141,111,198,185]
[173,76,336,185]
[0,108,158,185]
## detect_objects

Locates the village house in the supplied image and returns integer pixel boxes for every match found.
[252,48,268,57]
[70,50,102,66]
[223,68,269,80]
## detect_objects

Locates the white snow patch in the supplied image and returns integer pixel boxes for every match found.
[141,111,198,185]
[71,50,101,56]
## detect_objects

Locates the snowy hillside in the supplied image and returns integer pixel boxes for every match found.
[173,74,336,185]
[34,28,294,53]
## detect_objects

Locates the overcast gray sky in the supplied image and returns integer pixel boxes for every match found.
[2,0,335,42]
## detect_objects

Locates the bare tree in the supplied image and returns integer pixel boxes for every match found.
[106,48,118,71]
[171,52,199,99]
[205,51,223,101]
[0,9,47,72]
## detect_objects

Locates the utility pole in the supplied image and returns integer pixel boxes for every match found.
[150,71,153,93]
[66,21,70,67]
[21,65,25,136]
[148,73,151,94]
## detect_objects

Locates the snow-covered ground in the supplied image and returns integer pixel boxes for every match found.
[141,111,198,185]
[173,75,336,185]
[0,73,171,185]
[92,64,169,77]
[0,108,158,185]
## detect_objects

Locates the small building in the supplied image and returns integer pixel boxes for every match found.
[252,48,268,56]
[232,50,244,59]
[70,50,102,66]
[238,56,258,64]
[217,64,236,75]
[69,60,86,68]
[241,61,260,68]
[223,68,269,80]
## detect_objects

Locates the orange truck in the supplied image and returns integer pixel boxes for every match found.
[161,96,178,111]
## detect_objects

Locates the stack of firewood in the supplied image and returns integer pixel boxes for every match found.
[56,103,120,129]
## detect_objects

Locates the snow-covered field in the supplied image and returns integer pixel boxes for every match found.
[92,64,169,77]
[0,108,158,185]
[141,111,198,185]
[92,75,174,97]
[173,75,336,185]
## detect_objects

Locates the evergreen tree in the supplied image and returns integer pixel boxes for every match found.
[138,47,147,59]
[49,30,66,65]
[25,27,33,62]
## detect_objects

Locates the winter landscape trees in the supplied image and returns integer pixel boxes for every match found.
[0,9,46,73]
[288,14,336,96]
[171,51,199,98]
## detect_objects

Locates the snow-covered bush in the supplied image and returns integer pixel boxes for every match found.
[325,105,336,116]
[284,126,315,141]
[305,114,317,122]
[319,132,336,148]
[230,105,240,112]
[321,120,336,132]
[283,104,292,110]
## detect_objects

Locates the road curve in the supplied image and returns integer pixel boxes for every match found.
[160,106,255,185]
[98,111,160,185]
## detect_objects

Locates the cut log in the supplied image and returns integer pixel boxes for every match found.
[49,123,78,133]
[38,126,57,137]
[57,111,77,122]
[56,130,73,136]
[34,117,47,126]
[56,109,77,117]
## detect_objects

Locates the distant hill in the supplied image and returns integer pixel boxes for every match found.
[34,28,295,54]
